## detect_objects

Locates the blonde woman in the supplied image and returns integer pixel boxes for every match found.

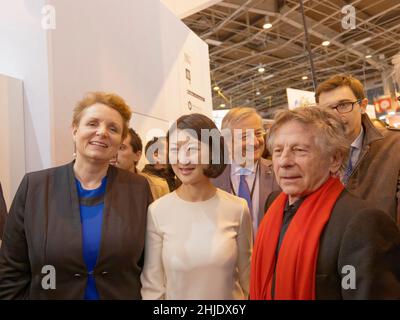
[0,92,152,299]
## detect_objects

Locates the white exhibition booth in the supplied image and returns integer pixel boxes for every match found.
[0,0,213,206]
[161,0,222,18]
[0,75,25,208]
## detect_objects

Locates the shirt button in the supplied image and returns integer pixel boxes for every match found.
[101,271,109,276]
[74,273,82,278]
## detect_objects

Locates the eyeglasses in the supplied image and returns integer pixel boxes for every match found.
[240,129,266,142]
[329,99,362,114]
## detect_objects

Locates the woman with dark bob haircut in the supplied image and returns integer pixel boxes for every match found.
[141,113,253,300]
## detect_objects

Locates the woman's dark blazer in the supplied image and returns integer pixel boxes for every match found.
[0,161,153,299]
[0,183,7,240]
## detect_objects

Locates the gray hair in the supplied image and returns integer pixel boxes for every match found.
[267,106,350,174]
[221,107,262,130]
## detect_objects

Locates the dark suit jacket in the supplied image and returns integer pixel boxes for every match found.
[346,114,400,224]
[0,162,153,299]
[0,183,7,240]
[212,158,280,227]
[265,190,400,299]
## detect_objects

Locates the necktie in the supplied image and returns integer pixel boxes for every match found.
[343,146,356,184]
[238,172,253,218]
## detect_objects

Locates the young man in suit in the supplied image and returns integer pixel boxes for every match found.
[212,107,279,236]
[316,74,400,225]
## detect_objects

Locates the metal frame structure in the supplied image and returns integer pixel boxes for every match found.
[183,0,400,117]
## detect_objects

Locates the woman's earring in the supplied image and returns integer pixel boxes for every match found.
[72,142,77,159]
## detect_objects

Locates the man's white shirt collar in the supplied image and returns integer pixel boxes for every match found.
[231,161,256,176]
[351,126,364,150]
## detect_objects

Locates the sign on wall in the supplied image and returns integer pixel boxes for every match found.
[286,88,316,110]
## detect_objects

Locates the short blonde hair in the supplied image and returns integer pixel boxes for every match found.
[72,92,132,139]
[221,107,262,130]
[267,106,350,173]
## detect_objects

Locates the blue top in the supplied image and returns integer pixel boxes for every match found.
[76,177,107,300]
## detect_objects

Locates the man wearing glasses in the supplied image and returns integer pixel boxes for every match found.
[316,74,400,224]
[212,107,279,236]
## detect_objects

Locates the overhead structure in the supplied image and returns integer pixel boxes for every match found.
[183,0,400,117]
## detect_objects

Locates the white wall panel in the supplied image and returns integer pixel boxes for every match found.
[0,75,26,207]
[161,0,221,18]
[48,0,212,165]
[0,0,213,187]
[0,0,52,172]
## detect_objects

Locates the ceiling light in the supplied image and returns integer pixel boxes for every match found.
[263,16,272,29]
[258,67,265,73]
[219,103,226,108]
[213,86,220,91]
[263,22,272,29]
[302,76,308,80]
[205,39,223,46]
[365,54,373,59]
[322,40,330,46]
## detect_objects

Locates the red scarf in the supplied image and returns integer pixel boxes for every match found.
[250,177,344,300]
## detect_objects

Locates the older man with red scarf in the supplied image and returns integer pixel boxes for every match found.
[250,106,400,300]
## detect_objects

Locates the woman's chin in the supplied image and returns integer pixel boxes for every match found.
[79,152,113,164]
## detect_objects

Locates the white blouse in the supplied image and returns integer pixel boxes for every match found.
[140,188,253,300]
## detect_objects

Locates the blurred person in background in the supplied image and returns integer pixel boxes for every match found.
[111,128,142,173]
[113,129,168,200]
[142,137,178,192]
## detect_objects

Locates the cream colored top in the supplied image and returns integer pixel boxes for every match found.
[140,188,253,300]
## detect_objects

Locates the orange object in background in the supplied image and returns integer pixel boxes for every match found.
[374,95,393,114]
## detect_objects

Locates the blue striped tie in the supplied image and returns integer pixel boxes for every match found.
[343,146,356,184]
[238,172,253,218]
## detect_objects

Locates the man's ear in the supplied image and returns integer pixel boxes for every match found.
[329,150,344,175]
[360,98,368,114]
[153,151,160,163]
[133,150,142,162]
